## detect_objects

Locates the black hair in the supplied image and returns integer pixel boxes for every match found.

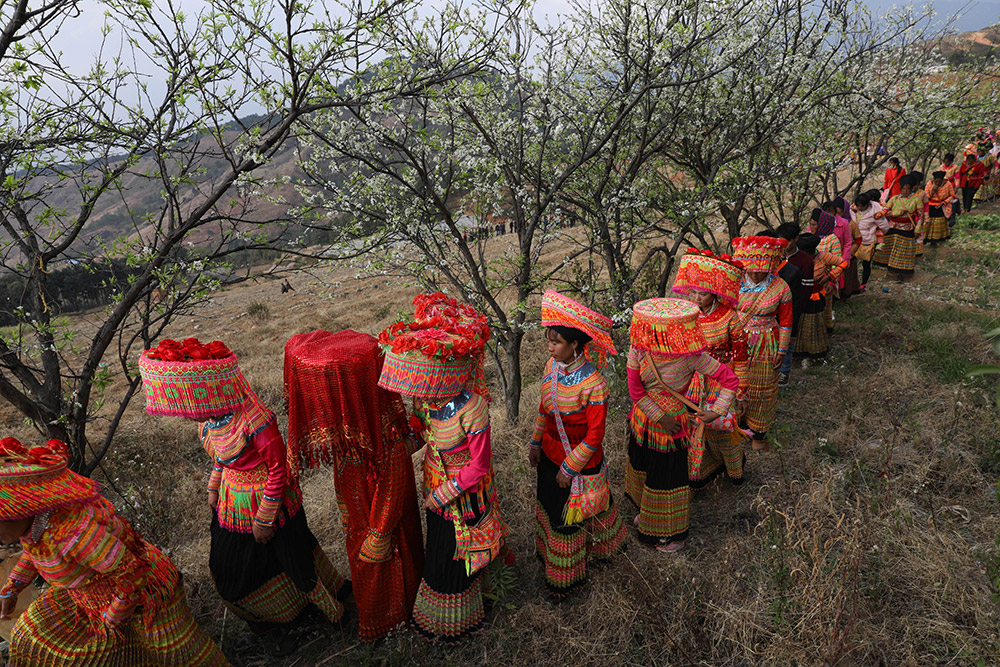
[944,152,955,162]
[854,192,870,208]
[967,152,978,160]
[775,222,801,241]
[796,233,821,253]
[546,325,592,350]
[810,207,823,221]
[899,174,915,187]
[865,188,881,202]
[756,229,778,238]
[821,201,836,213]
[910,170,924,184]
[889,156,900,166]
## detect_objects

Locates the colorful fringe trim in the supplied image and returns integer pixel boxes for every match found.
[411,578,485,642]
[9,583,228,666]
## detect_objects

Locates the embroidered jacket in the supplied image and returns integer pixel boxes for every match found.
[737,273,794,357]
[626,345,737,451]
[0,500,177,628]
[530,357,609,477]
[203,415,302,532]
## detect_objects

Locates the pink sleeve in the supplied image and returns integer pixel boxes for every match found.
[252,421,288,526]
[453,425,492,493]
[838,223,852,261]
[627,366,647,404]
[704,358,738,392]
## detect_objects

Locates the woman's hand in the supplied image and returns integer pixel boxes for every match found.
[657,414,681,435]
[774,354,786,370]
[528,448,541,467]
[556,469,572,488]
[252,522,275,545]
[695,409,721,424]
[207,491,218,509]
[0,593,17,620]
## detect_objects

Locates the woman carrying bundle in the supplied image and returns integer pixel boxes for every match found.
[528,291,627,598]
[671,249,750,486]
[139,338,348,657]
[0,438,229,666]
[624,298,738,553]
[377,295,506,642]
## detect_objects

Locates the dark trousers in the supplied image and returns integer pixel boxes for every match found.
[962,186,978,212]
[861,260,872,286]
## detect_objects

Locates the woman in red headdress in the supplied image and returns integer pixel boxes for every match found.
[139,338,349,657]
[528,291,627,598]
[0,438,229,666]
[625,298,738,553]
[672,250,751,485]
[377,294,506,642]
[732,237,793,451]
[284,329,424,641]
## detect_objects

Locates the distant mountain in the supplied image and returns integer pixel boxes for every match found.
[866,0,1000,34]
[930,25,1000,63]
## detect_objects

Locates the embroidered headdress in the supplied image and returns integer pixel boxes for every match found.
[378,294,491,401]
[731,236,788,273]
[671,249,745,307]
[284,330,408,477]
[0,438,102,520]
[139,337,274,446]
[540,290,617,367]
[629,297,706,357]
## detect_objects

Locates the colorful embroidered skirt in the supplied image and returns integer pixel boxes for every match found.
[534,455,626,597]
[9,581,228,667]
[886,228,916,275]
[412,508,488,642]
[209,509,346,633]
[626,429,691,545]
[689,427,746,487]
[744,342,779,435]
[925,207,950,243]
[872,233,892,267]
[794,304,829,358]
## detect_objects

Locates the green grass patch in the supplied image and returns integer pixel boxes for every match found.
[960,214,1000,231]
[847,297,998,384]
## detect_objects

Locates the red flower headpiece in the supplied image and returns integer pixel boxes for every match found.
[144,337,232,362]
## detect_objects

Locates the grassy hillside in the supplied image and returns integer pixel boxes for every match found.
[1,211,998,665]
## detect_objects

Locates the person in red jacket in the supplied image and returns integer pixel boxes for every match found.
[959,153,987,213]
[883,156,906,200]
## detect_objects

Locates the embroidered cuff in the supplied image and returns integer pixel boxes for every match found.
[0,580,26,599]
[711,389,736,418]
[561,441,597,476]
[529,439,541,450]
[358,530,392,563]
[636,395,666,423]
[208,465,223,493]
[254,494,281,527]
[427,480,462,511]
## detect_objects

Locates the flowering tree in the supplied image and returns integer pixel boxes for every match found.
[0,0,467,472]
[298,0,774,420]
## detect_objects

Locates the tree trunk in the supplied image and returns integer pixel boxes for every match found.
[502,330,523,423]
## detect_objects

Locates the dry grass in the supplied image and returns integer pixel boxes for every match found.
[5,226,1000,665]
